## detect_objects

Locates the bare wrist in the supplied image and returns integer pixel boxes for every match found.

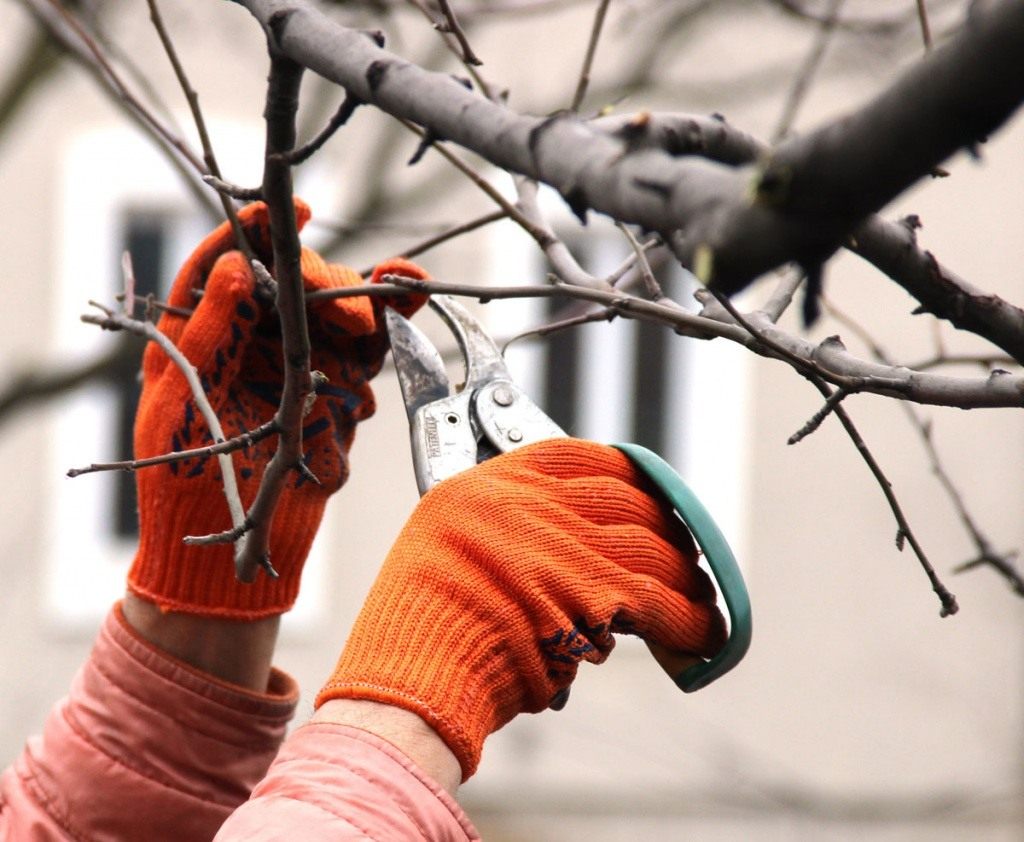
[121,593,280,692]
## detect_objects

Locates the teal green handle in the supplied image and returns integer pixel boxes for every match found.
[614,443,752,692]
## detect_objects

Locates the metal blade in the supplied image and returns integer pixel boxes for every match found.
[429,295,513,389]
[386,308,451,422]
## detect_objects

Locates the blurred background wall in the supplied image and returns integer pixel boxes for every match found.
[0,1,1021,838]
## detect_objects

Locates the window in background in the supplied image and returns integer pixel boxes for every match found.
[112,211,170,541]
[537,251,691,460]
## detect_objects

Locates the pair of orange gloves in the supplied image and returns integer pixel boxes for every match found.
[130,200,725,780]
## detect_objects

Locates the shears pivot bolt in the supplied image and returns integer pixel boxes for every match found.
[492,387,515,407]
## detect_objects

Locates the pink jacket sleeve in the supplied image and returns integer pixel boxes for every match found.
[214,723,480,841]
[0,604,299,841]
[2,604,481,840]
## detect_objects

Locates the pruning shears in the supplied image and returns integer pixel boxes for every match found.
[385,295,752,692]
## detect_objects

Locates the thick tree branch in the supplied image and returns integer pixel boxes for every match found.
[595,112,1024,365]
[848,216,1024,364]
[232,52,311,583]
[238,0,1024,357]
[720,0,1024,290]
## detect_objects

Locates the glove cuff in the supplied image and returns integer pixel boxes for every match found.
[315,549,527,780]
[316,440,725,780]
[128,489,325,620]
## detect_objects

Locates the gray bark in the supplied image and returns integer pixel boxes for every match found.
[240,0,1024,302]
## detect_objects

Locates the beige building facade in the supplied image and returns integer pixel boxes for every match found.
[0,2,1021,839]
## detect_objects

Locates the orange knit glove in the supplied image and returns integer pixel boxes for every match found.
[128,200,428,618]
[316,439,727,779]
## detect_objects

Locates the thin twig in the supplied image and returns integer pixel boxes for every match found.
[915,0,932,50]
[41,0,202,172]
[118,293,193,319]
[787,386,850,444]
[435,0,483,66]
[396,119,558,252]
[0,26,63,148]
[381,208,509,270]
[615,222,663,299]
[250,257,279,299]
[954,553,1024,597]
[825,296,1023,596]
[22,1,218,219]
[772,0,844,142]
[570,0,612,112]
[185,520,253,547]
[709,292,956,615]
[285,92,363,165]
[405,0,489,91]
[502,307,617,353]
[818,379,958,616]
[0,336,143,430]
[67,419,280,477]
[121,252,136,316]
[80,307,248,540]
[906,354,1018,372]
[605,236,662,287]
[203,174,263,202]
[146,0,253,256]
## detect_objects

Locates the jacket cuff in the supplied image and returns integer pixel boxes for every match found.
[7,604,298,841]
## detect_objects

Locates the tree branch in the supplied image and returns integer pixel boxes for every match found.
[595,112,1024,364]
[387,208,508,266]
[849,216,1024,365]
[569,0,611,112]
[238,0,1024,357]
[20,0,221,221]
[808,382,958,618]
[434,0,483,67]
[711,292,957,615]
[80,306,248,541]
[67,418,280,478]
[771,0,844,142]
[319,275,1024,408]
[0,336,143,430]
[824,297,1024,597]
[146,0,253,255]
[231,51,311,583]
